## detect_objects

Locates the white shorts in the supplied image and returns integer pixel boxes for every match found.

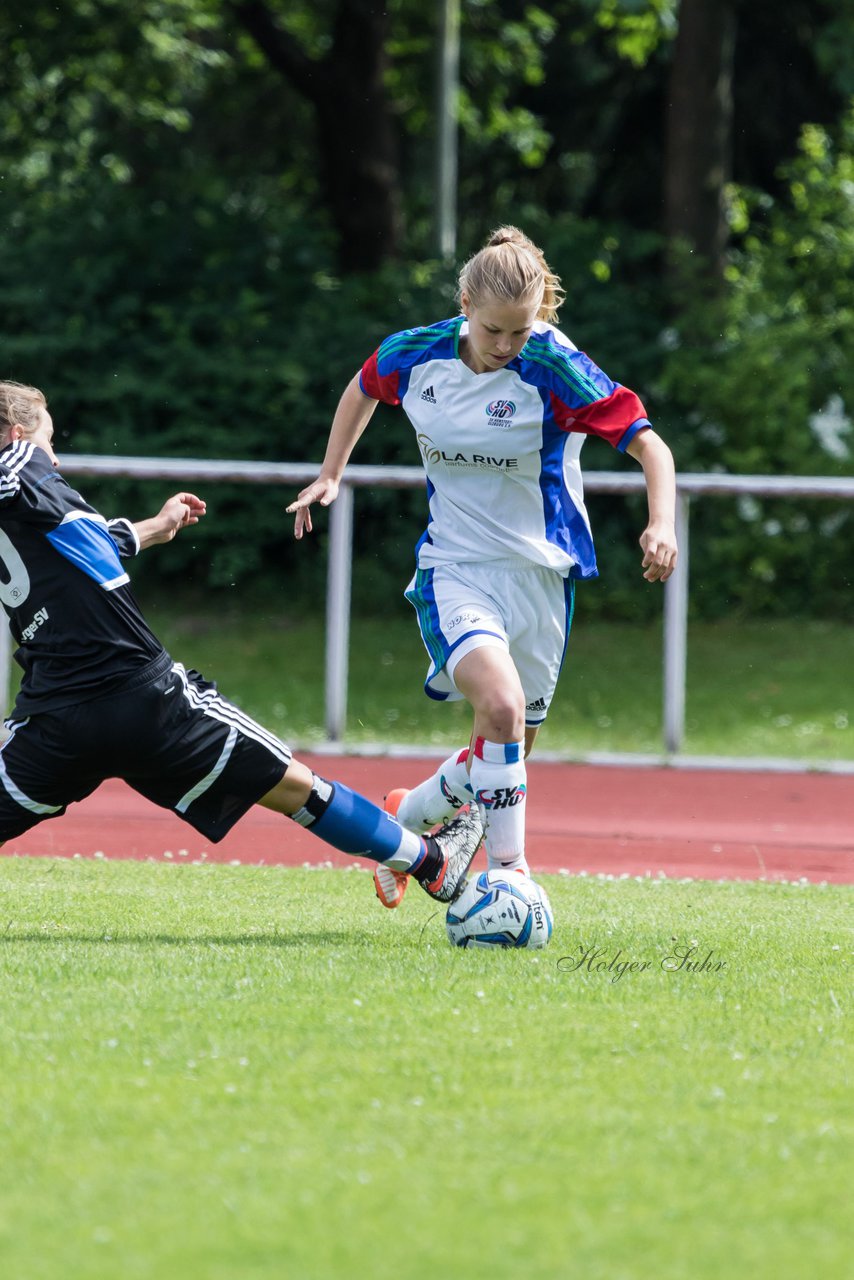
[404,559,576,726]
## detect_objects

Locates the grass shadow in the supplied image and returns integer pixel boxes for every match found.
[0,930,355,948]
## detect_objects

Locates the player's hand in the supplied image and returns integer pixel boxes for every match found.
[286,477,340,539]
[639,520,678,582]
[133,493,206,550]
[158,492,206,541]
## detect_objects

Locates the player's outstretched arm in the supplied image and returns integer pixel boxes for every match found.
[133,492,206,550]
[286,374,379,539]
[625,429,678,582]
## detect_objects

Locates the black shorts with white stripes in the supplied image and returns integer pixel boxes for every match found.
[0,662,291,843]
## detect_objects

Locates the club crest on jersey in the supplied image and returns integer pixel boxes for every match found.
[486,399,516,428]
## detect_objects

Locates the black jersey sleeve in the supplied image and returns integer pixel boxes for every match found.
[106,518,141,558]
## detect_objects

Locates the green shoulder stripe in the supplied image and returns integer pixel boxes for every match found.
[523,346,603,405]
[377,319,458,365]
[379,327,446,359]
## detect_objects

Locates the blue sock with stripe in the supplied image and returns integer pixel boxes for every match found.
[289,775,442,875]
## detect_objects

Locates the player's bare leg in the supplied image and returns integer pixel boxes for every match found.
[454,647,531,877]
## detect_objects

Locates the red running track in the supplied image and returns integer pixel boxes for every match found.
[3,755,852,884]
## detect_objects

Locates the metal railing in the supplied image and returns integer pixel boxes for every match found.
[3,455,854,758]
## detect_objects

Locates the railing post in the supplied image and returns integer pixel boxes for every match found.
[324,484,354,743]
[663,490,690,754]
[436,0,461,260]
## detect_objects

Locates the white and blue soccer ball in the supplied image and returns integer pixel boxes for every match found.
[446,870,554,949]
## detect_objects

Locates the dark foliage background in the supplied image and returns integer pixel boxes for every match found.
[2,1,853,617]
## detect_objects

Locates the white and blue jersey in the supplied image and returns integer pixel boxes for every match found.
[0,440,167,715]
[360,316,651,578]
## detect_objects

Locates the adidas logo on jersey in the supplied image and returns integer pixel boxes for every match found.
[420,385,437,403]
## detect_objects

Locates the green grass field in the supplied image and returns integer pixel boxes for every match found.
[0,857,849,1280]
[139,608,854,763]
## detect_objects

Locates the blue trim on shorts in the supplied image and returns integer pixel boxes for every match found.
[554,578,576,688]
[423,628,506,699]
[405,567,449,673]
[446,628,505,659]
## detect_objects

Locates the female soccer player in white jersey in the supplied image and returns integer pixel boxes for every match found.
[288,226,678,908]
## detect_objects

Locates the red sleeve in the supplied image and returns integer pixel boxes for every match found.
[359,351,402,406]
[549,384,651,451]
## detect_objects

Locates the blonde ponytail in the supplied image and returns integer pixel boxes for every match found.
[457,226,564,323]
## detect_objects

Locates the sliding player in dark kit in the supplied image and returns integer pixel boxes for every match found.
[0,381,482,897]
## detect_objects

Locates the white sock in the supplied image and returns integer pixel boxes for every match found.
[384,828,429,872]
[397,747,473,832]
[469,737,529,875]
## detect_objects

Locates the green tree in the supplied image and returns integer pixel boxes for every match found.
[3,0,854,615]
[664,0,736,282]
[228,0,403,271]
[658,108,854,615]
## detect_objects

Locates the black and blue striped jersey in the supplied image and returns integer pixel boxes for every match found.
[0,440,169,715]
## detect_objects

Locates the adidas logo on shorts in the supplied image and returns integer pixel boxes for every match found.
[526,696,547,713]
[420,385,437,403]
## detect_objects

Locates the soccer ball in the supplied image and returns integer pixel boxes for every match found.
[446,870,553,949]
